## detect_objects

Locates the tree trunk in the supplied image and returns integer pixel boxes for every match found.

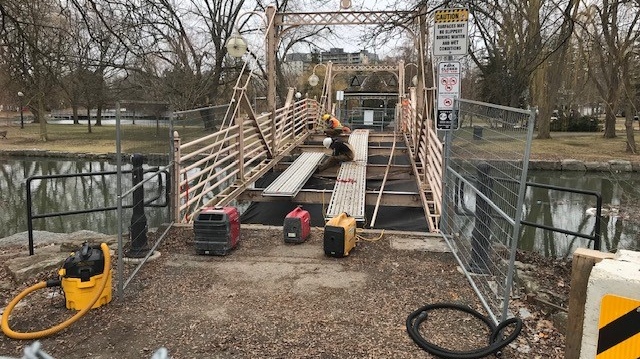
[533,64,552,139]
[87,106,92,134]
[602,79,620,138]
[96,106,103,126]
[37,93,48,141]
[625,116,636,153]
[622,69,636,153]
[72,104,79,125]
[603,108,617,138]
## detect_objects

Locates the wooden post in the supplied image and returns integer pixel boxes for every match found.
[266,5,277,156]
[236,114,244,179]
[172,131,181,223]
[565,248,615,359]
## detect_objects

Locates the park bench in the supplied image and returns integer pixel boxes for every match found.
[0,130,7,139]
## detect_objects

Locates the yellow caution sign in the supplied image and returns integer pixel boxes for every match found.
[597,294,640,358]
[435,8,469,23]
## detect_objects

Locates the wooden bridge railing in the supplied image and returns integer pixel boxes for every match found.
[172,95,318,222]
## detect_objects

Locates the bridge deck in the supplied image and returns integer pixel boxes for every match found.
[263,152,326,197]
[326,129,369,221]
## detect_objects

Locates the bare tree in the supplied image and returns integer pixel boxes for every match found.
[0,0,71,141]
[576,0,640,143]
[466,0,577,139]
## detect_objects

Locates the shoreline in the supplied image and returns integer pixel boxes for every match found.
[2,149,640,173]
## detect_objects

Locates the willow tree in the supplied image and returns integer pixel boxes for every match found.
[466,0,578,139]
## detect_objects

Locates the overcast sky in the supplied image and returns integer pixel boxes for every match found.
[294,0,415,57]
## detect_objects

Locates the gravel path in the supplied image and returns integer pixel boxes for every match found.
[1,226,565,358]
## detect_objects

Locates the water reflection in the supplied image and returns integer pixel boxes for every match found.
[522,171,640,257]
[3,157,640,257]
[0,157,169,239]
[454,170,640,257]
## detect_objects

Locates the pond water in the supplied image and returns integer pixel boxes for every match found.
[520,170,640,257]
[0,157,170,242]
[1,157,639,257]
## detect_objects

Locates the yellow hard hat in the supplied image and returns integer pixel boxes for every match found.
[322,114,331,121]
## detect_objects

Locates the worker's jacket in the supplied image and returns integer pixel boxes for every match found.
[330,140,355,161]
[326,117,343,129]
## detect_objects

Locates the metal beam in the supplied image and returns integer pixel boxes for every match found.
[307,133,402,143]
[237,188,423,207]
[275,11,415,28]
[272,162,411,179]
[294,145,408,157]
[333,64,399,72]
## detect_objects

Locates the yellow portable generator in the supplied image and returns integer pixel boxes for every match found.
[59,243,113,310]
[324,212,356,257]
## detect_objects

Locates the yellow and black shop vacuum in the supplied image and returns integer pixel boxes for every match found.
[1,242,112,340]
[323,212,357,257]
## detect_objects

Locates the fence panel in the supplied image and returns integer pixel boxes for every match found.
[441,99,535,323]
[115,102,174,297]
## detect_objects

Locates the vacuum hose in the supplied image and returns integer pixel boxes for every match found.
[406,303,523,359]
[1,243,111,340]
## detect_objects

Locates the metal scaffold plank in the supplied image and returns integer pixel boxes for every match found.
[326,129,369,221]
[263,152,326,197]
[349,129,369,163]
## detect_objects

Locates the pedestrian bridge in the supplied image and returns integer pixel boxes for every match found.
[166,5,539,336]
[170,61,443,231]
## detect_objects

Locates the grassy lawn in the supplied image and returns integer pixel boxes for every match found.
[530,133,638,162]
[1,120,640,163]
[0,123,184,155]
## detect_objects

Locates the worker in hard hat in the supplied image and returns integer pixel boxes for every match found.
[317,137,355,173]
[322,113,350,136]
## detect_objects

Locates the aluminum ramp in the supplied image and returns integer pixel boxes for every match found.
[326,129,369,221]
[263,152,326,197]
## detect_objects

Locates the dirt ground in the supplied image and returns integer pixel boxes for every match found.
[0,226,567,358]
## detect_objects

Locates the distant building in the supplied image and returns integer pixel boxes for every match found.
[319,48,378,65]
[283,48,379,76]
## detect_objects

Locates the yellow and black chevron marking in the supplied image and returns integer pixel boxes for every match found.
[596,294,640,358]
[435,8,469,23]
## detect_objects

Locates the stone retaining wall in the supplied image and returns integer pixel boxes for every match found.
[529,159,640,172]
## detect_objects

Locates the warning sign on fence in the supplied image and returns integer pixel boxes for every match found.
[436,61,461,130]
[433,8,469,56]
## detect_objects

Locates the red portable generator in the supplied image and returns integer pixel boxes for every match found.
[194,206,240,255]
[283,206,311,243]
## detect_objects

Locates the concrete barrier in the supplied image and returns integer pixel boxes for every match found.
[580,250,640,358]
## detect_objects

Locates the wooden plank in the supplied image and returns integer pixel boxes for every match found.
[565,248,616,359]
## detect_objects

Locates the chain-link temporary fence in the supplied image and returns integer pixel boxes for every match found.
[440,99,535,323]
[114,102,175,297]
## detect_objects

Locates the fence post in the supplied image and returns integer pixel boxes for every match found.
[126,153,149,258]
[470,161,493,274]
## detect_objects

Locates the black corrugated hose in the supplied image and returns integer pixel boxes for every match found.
[406,303,523,359]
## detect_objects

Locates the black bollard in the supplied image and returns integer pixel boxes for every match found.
[470,162,493,274]
[126,153,149,258]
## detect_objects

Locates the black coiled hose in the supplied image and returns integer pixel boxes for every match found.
[406,303,523,359]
